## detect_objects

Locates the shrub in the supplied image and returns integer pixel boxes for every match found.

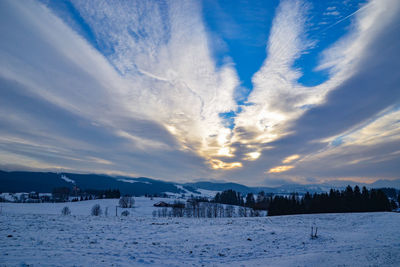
[61,206,71,215]
[91,204,102,216]
[121,210,130,216]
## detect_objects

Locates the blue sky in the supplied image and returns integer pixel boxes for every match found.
[0,0,399,186]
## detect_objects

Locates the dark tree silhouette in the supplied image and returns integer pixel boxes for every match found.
[268,186,392,216]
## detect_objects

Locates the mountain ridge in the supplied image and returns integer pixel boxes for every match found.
[1,170,399,197]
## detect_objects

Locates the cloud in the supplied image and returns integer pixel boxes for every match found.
[0,0,239,178]
[268,165,294,173]
[282,154,300,164]
[0,0,398,186]
[222,0,400,185]
[209,159,242,170]
[260,0,400,183]
[233,0,310,147]
[231,0,334,162]
[66,0,242,165]
[292,107,400,179]
[323,11,340,16]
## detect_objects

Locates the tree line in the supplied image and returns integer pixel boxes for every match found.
[268,186,394,216]
[52,187,121,202]
[152,199,263,218]
[211,186,397,216]
[213,189,270,210]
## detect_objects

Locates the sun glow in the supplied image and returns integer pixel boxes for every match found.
[245,151,261,161]
[217,147,234,157]
[210,159,242,170]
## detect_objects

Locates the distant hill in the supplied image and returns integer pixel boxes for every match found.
[0,170,70,193]
[370,179,400,189]
[1,170,399,196]
[184,181,254,194]
[0,170,183,196]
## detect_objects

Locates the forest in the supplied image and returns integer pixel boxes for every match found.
[212,186,397,216]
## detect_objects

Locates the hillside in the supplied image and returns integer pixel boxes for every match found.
[1,199,399,266]
[0,170,184,196]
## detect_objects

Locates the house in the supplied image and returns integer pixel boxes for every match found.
[29,191,39,199]
[153,201,170,207]
[39,193,52,202]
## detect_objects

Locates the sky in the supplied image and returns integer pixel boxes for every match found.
[0,0,399,186]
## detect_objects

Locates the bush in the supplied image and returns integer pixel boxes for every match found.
[121,210,130,216]
[61,206,71,215]
[119,196,135,208]
[91,204,102,216]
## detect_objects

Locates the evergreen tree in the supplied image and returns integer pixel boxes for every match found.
[245,193,255,208]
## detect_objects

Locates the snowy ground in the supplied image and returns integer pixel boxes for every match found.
[1,199,400,266]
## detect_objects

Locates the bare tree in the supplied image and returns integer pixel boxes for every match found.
[238,206,246,217]
[173,207,184,217]
[218,204,225,218]
[212,203,219,218]
[199,203,206,218]
[161,207,168,217]
[249,208,255,217]
[311,226,318,239]
[91,204,102,216]
[61,206,71,215]
[206,204,213,218]
[225,205,234,217]
[119,196,135,208]
[184,202,193,218]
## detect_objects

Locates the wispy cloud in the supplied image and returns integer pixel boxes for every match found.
[268,165,294,173]
[259,0,400,184]
[232,0,331,159]
[68,0,242,166]
[282,154,300,164]
[0,0,239,178]
[227,0,400,184]
[0,0,399,185]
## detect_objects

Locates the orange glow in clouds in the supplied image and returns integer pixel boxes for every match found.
[210,159,242,170]
[282,154,300,164]
[268,165,294,173]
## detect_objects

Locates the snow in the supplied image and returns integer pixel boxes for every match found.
[164,185,194,198]
[195,188,220,198]
[0,197,169,217]
[174,184,190,194]
[117,178,151,184]
[1,198,400,266]
[0,193,16,202]
[61,174,75,184]
[172,185,219,198]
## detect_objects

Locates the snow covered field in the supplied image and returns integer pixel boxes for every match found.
[1,199,400,266]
